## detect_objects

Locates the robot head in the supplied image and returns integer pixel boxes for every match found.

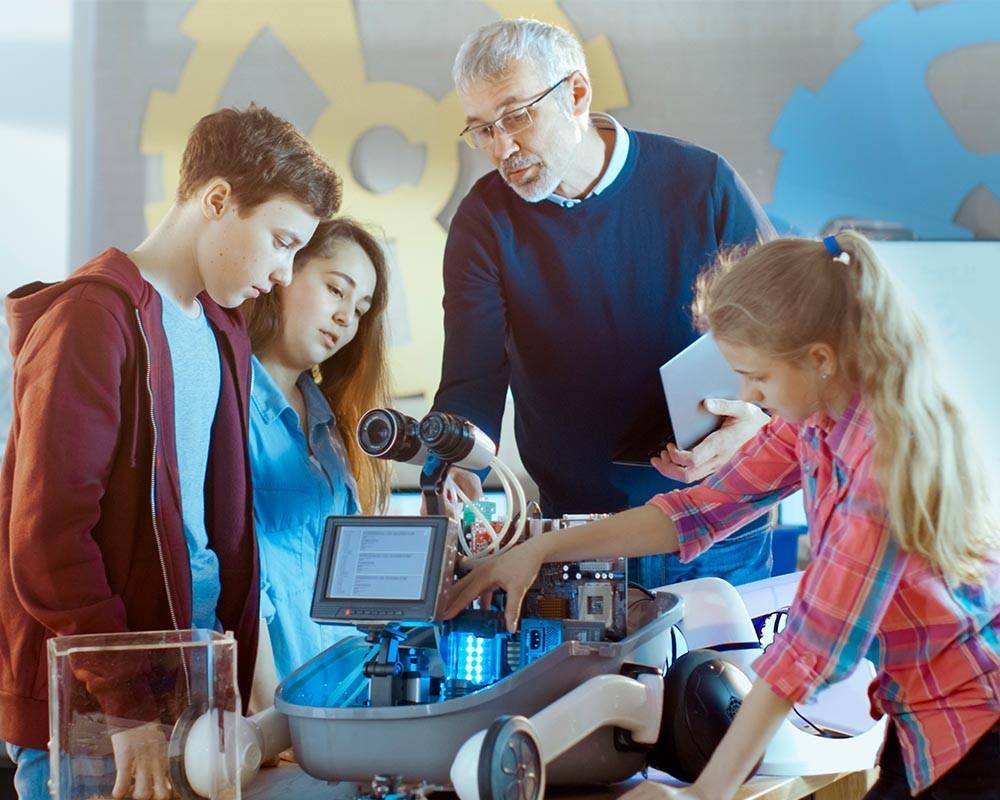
[649,649,757,783]
[357,408,496,471]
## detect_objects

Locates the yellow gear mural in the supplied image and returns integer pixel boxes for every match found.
[141,0,628,400]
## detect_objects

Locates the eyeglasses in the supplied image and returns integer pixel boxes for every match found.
[459,74,572,150]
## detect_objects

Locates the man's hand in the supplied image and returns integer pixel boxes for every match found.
[652,399,768,483]
[420,468,483,518]
[442,537,546,632]
[110,721,171,800]
[446,468,483,505]
[619,780,707,800]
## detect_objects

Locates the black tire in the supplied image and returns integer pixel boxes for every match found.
[477,715,545,800]
[648,650,755,783]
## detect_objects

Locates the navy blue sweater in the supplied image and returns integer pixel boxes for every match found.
[434,130,773,515]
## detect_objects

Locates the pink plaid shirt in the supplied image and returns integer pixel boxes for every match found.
[649,396,1000,793]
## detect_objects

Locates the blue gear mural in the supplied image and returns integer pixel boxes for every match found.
[768,0,1000,238]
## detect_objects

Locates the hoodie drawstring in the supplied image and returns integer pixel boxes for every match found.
[129,312,143,468]
[129,361,141,468]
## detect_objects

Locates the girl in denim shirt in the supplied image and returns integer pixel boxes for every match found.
[242,219,391,703]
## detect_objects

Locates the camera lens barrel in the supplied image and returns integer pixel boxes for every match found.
[418,412,469,462]
[357,408,425,463]
[358,408,496,469]
[419,411,495,470]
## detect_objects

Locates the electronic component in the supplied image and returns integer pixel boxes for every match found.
[311,516,458,626]
[310,514,626,709]
[519,618,561,666]
[520,556,627,640]
[517,619,605,667]
[461,499,497,557]
[563,621,606,644]
[578,583,614,628]
[441,610,506,693]
[444,631,503,690]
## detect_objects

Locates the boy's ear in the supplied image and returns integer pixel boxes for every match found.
[200,178,234,220]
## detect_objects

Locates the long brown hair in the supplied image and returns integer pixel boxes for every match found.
[693,232,998,584]
[243,218,392,513]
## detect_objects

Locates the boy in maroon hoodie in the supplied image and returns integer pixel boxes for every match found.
[0,105,341,800]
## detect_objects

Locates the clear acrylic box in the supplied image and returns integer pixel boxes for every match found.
[48,629,242,800]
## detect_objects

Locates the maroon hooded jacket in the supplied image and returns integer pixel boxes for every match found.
[0,248,259,749]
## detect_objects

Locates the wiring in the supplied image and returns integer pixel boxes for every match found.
[452,455,527,562]
[628,581,656,600]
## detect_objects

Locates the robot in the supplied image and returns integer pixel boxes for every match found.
[173,410,885,800]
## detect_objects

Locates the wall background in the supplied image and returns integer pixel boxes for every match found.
[0,1,72,295]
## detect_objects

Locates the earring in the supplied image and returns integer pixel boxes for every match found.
[311,364,323,384]
[820,373,829,381]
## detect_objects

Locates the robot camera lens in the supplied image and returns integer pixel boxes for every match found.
[357,409,424,462]
[418,411,494,468]
[419,414,445,442]
[364,417,391,449]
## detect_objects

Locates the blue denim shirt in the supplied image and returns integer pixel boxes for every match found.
[249,357,359,679]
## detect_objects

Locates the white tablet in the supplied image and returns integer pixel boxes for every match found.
[659,333,743,451]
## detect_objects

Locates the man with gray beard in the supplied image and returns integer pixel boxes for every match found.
[432,18,776,589]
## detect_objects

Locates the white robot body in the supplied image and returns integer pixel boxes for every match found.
[663,576,887,777]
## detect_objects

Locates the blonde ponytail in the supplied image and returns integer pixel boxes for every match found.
[833,231,997,583]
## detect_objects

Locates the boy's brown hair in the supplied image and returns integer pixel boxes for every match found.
[177,103,342,219]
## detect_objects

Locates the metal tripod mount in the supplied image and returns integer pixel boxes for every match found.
[361,625,407,707]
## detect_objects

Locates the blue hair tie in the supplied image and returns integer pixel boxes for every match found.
[822,235,842,257]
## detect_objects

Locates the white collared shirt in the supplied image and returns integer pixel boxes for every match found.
[546,113,630,208]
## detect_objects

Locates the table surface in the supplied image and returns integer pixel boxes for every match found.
[245,762,852,800]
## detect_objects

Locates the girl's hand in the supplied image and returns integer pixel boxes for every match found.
[619,780,707,800]
[651,398,768,483]
[441,537,546,631]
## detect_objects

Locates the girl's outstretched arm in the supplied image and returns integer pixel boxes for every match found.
[442,505,680,631]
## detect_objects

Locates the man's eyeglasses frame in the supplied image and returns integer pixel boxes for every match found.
[459,73,573,150]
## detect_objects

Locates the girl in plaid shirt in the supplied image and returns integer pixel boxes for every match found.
[445,231,1000,799]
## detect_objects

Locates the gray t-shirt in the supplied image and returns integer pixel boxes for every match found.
[158,291,222,630]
